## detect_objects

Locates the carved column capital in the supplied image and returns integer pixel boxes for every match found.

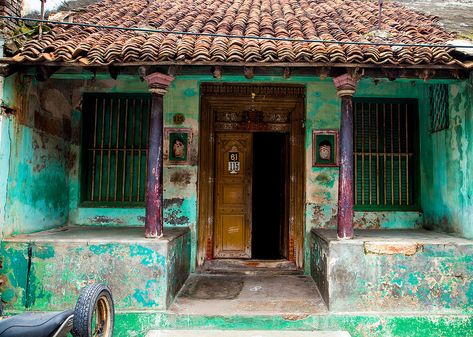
[333,73,358,98]
[144,72,174,96]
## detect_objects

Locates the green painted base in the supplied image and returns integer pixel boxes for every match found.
[112,312,473,337]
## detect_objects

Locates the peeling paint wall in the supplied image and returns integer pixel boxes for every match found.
[1,74,73,237]
[0,227,190,311]
[421,81,473,239]
[4,72,470,270]
[311,229,473,313]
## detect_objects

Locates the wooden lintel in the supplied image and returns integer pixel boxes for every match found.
[35,66,60,81]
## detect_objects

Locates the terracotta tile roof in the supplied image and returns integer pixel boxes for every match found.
[10,0,467,66]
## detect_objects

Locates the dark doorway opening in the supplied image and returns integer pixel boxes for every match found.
[252,132,289,259]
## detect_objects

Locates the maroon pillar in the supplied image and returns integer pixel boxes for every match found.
[333,74,358,240]
[144,72,174,238]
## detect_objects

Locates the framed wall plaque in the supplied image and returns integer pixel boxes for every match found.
[312,129,339,167]
[164,128,192,165]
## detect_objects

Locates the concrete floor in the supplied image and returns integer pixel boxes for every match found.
[314,228,473,245]
[2,225,186,243]
[170,274,328,316]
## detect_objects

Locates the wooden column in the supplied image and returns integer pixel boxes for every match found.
[333,74,358,240]
[144,72,174,238]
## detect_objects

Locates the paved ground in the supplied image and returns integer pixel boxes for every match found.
[170,274,328,316]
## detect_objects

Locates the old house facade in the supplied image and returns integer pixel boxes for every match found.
[0,0,472,336]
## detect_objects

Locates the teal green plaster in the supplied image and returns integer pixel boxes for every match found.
[62,75,455,274]
[0,115,12,239]
[5,123,69,236]
[111,311,473,337]
[0,229,190,311]
[421,82,473,239]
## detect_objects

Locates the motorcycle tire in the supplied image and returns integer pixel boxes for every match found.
[71,283,114,337]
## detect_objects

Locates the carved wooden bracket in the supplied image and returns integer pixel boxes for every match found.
[144,72,175,95]
[333,73,359,97]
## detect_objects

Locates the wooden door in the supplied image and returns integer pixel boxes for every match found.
[214,133,252,258]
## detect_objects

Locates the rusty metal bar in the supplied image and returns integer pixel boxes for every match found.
[361,102,365,205]
[405,103,409,205]
[129,98,136,202]
[137,98,144,202]
[106,98,113,201]
[121,99,129,202]
[383,104,387,205]
[98,98,106,201]
[368,103,372,204]
[376,103,379,205]
[398,104,402,205]
[113,99,121,202]
[91,98,98,201]
[144,102,149,203]
[390,103,394,205]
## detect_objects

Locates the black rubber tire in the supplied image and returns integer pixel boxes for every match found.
[71,283,115,337]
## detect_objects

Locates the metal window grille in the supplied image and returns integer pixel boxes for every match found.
[429,84,449,133]
[353,100,418,209]
[82,93,151,204]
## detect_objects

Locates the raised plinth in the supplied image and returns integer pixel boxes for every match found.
[310,229,473,313]
[0,226,190,311]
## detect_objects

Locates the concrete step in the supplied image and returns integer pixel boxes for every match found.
[146,330,351,337]
[199,259,302,276]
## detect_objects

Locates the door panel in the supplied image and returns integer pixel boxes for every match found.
[214,133,252,258]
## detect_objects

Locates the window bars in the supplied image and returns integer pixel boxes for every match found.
[82,93,151,204]
[429,84,449,133]
[353,100,418,209]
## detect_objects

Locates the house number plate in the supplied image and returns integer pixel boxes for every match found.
[228,152,240,174]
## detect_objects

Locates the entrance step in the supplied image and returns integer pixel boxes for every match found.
[200,259,301,275]
[146,331,351,337]
[170,274,328,316]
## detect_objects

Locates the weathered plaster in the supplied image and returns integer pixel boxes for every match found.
[112,311,473,337]
[311,229,473,313]
[0,227,190,311]
[421,81,473,239]
[3,72,470,274]
[1,75,73,237]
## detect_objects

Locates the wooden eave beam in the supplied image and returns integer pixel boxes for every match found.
[9,63,471,81]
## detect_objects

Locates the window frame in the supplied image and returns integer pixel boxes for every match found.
[79,92,151,207]
[352,97,420,212]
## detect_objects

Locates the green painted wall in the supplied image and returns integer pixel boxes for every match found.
[0,77,11,240]
[114,311,473,337]
[0,75,73,237]
[2,72,471,270]
[421,81,473,239]
[0,227,190,311]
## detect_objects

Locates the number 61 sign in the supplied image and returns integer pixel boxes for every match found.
[228,151,240,174]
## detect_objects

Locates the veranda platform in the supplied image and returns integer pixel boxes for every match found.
[311,228,473,313]
[0,226,190,312]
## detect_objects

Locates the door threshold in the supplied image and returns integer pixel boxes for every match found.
[199,259,301,275]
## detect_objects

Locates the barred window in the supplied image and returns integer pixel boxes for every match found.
[81,93,151,205]
[429,84,449,133]
[353,99,419,210]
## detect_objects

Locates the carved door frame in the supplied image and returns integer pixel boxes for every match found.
[197,83,306,268]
